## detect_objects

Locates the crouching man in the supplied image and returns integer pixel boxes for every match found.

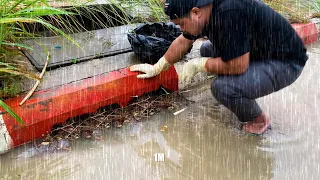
[130,0,308,135]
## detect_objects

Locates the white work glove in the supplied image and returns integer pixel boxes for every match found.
[180,57,210,82]
[130,56,171,78]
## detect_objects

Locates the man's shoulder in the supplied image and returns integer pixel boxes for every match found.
[211,0,250,24]
[214,0,247,13]
[212,0,273,21]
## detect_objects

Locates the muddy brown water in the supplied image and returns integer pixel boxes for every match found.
[0,101,273,179]
[1,73,320,180]
[2,1,320,179]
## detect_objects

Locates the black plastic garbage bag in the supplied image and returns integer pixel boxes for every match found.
[127,22,183,64]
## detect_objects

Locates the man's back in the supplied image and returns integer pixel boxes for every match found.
[206,0,308,65]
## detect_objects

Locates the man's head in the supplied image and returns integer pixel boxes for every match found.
[164,0,213,36]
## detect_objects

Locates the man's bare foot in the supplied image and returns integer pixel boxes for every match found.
[243,113,271,135]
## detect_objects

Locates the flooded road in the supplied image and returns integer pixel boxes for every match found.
[0,93,274,179]
[1,43,320,180]
[2,59,320,180]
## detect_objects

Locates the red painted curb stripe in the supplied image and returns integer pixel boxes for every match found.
[0,66,178,149]
[292,22,319,45]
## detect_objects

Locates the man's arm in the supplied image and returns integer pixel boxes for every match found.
[203,9,250,75]
[205,52,250,75]
[164,34,195,65]
[180,10,251,82]
[179,52,249,82]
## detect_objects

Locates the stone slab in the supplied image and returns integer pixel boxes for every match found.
[23,24,139,71]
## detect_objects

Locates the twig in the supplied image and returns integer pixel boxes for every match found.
[161,87,170,95]
[127,96,151,107]
[77,125,96,129]
[173,107,187,115]
[60,128,73,134]
[19,54,50,105]
[89,109,115,119]
[95,109,118,128]
[50,122,75,133]
[134,103,147,109]
[65,118,88,138]
[179,90,192,93]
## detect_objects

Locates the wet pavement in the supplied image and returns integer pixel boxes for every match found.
[1,43,320,180]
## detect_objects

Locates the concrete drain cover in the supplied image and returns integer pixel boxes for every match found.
[23,24,138,71]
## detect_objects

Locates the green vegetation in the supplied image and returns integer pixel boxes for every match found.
[0,99,24,125]
[264,0,320,23]
[264,0,309,23]
[0,0,78,123]
[115,0,168,22]
[308,0,320,18]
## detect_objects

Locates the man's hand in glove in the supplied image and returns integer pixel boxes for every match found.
[130,56,171,79]
[180,57,210,82]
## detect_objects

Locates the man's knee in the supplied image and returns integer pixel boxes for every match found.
[211,78,243,102]
[200,40,215,57]
[211,79,229,102]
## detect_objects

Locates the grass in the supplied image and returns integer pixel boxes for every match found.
[307,0,320,18]
[0,0,80,124]
[0,99,24,125]
[0,1,77,82]
[105,0,167,24]
[264,0,320,23]
[264,0,310,23]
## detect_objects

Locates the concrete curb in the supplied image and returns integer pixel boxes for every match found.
[0,21,319,154]
[292,21,320,45]
[0,67,178,154]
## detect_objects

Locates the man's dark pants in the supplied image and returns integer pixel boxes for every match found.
[200,40,305,122]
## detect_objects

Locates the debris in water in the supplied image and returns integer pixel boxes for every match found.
[124,120,130,123]
[41,142,50,146]
[180,90,192,93]
[105,123,111,128]
[35,92,187,151]
[57,139,71,151]
[160,125,168,132]
[173,107,188,115]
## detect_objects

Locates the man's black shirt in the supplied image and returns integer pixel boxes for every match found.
[186,0,308,65]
